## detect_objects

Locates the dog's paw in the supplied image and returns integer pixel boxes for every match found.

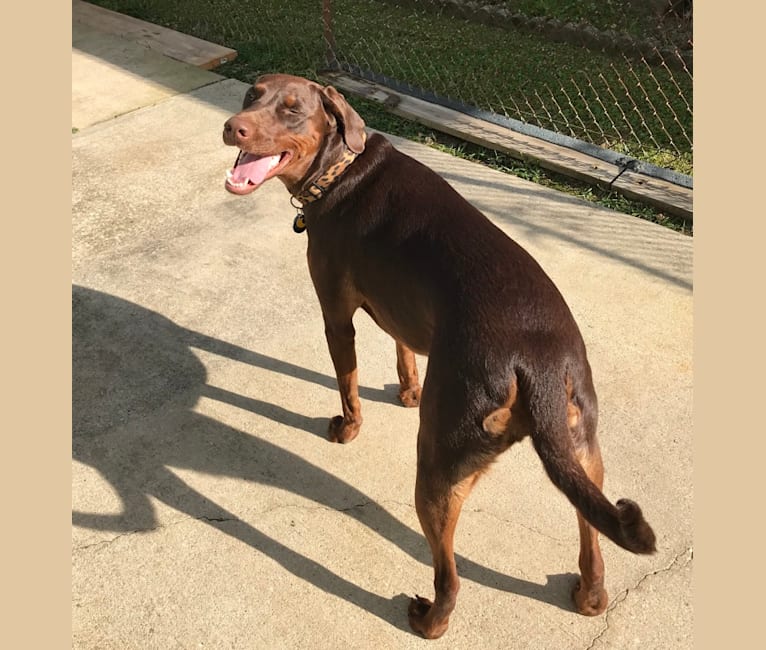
[398,385,422,408]
[572,579,608,616]
[408,595,449,639]
[408,595,432,618]
[327,415,361,444]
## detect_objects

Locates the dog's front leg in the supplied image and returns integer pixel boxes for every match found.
[323,316,363,443]
[396,340,422,407]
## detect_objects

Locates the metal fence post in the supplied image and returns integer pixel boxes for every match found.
[323,0,338,69]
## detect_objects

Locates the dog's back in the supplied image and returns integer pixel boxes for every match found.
[305,134,579,357]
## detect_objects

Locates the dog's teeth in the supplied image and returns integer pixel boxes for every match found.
[225,170,251,188]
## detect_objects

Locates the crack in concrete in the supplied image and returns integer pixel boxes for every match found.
[584,590,628,650]
[73,501,380,552]
[584,547,692,649]
[75,527,160,552]
[242,500,378,518]
[467,507,568,544]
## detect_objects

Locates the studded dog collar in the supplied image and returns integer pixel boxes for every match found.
[290,137,366,233]
[292,147,361,205]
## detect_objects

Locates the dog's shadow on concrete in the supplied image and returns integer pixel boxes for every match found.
[72,285,578,632]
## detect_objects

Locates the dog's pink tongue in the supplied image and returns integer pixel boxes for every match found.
[231,153,280,186]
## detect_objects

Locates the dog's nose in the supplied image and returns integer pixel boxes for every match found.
[223,116,249,143]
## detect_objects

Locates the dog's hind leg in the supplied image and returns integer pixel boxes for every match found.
[408,460,482,639]
[567,383,609,615]
[395,340,421,407]
[407,344,510,638]
[572,439,609,615]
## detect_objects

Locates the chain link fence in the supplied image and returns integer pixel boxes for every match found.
[321,0,692,175]
[88,0,692,176]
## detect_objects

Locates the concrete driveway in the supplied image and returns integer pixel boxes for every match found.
[72,19,692,650]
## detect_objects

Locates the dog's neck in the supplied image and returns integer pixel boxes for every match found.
[289,132,367,205]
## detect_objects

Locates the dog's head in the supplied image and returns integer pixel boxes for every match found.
[222,74,366,196]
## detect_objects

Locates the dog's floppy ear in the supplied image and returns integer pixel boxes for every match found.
[320,86,367,154]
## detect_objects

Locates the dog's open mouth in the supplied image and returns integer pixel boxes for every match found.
[225,150,292,195]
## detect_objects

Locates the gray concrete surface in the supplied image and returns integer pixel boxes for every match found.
[72,21,224,130]
[72,18,693,650]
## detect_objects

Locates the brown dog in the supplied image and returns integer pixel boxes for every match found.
[222,74,656,639]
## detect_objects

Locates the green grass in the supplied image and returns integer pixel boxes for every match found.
[87,0,692,233]
[329,0,691,173]
[484,0,692,42]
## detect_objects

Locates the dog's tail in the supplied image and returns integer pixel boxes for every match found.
[522,369,656,555]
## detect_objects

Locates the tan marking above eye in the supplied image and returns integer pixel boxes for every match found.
[283,94,298,109]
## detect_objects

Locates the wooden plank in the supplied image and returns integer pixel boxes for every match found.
[73,0,237,70]
[612,170,692,220]
[322,71,693,220]
[323,72,617,188]
[398,93,620,189]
